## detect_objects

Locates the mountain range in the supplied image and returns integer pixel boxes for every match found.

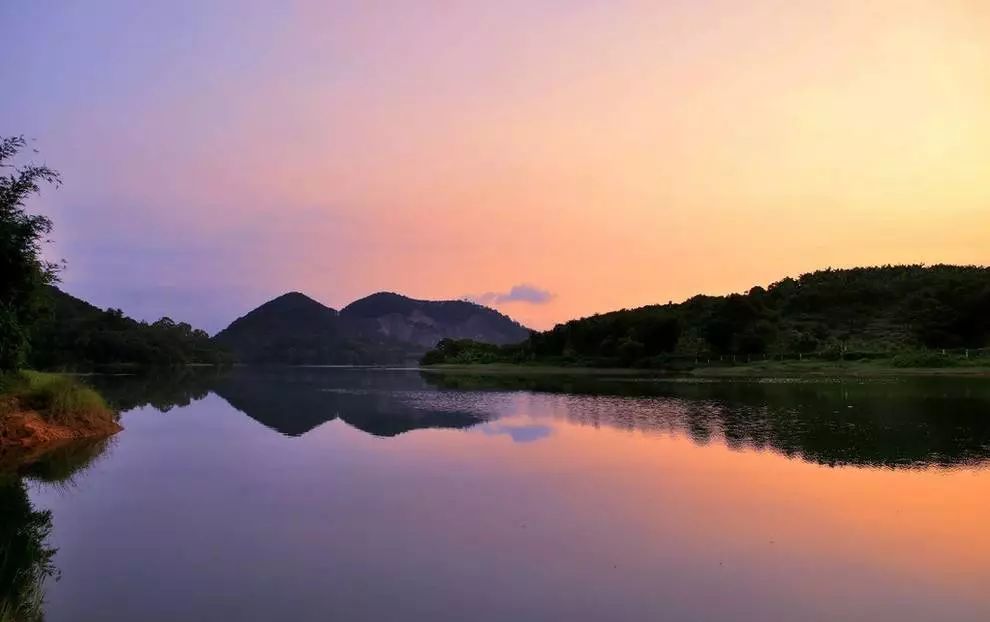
[39,264,988,370]
[212,291,530,365]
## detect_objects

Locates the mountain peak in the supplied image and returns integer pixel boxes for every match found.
[214,290,530,364]
[341,292,420,318]
[263,291,331,310]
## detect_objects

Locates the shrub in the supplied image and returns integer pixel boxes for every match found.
[889,352,958,368]
[15,371,116,426]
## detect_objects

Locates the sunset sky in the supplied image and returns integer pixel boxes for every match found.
[3,0,988,332]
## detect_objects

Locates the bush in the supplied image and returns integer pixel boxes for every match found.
[889,352,958,368]
[13,371,116,425]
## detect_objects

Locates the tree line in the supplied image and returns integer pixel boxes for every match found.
[423,265,990,368]
[1,135,228,372]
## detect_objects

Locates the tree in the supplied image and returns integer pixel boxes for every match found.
[0,136,61,371]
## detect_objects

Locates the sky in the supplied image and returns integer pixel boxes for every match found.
[2,0,988,333]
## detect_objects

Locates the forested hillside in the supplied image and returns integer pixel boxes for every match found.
[422,265,990,367]
[29,287,230,369]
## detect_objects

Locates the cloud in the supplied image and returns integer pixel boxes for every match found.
[467,284,554,306]
[480,423,553,444]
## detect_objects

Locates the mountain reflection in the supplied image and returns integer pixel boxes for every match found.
[211,369,483,437]
[1,439,114,622]
[86,368,990,468]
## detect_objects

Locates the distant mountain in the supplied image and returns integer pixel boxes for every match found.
[213,291,529,365]
[340,292,530,348]
[211,292,348,364]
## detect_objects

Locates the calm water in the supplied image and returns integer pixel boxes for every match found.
[4,369,990,621]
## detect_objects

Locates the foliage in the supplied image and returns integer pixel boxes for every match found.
[1,370,115,426]
[420,339,517,365]
[422,265,990,368]
[0,480,56,622]
[528,307,681,365]
[0,137,62,372]
[29,287,230,369]
[888,352,958,368]
[17,371,114,425]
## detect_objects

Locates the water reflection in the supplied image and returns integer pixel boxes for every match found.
[421,372,990,469]
[86,368,990,468]
[212,368,483,437]
[84,368,219,414]
[479,423,553,443]
[0,439,114,622]
[13,369,990,621]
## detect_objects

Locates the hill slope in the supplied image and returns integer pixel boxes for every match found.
[213,291,529,365]
[340,292,529,348]
[422,265,990,367]
[30,287,229,369]
[212,292,385,364]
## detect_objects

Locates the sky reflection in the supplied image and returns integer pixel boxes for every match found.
[20,371,990,621]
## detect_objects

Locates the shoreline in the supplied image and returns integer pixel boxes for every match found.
[0,409,121,472]
[0,371,123,467]
[420,361,990,379]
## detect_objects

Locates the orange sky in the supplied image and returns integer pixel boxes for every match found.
[4,0,989,330]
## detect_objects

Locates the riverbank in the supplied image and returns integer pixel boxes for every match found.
[421,360,990,379]
[0,372,121,462]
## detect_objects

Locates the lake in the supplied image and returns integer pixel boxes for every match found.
[4,368,990,621]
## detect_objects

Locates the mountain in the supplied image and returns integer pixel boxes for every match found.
[211,291,396,365]
[30,287,230,369]
[211,292,345,364]
[422,264,990,367]
[213,291,529,365]
[340,292,530,348]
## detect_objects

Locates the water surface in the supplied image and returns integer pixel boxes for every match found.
[8,369,990,621]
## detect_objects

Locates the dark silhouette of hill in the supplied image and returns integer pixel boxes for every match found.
[29,287,229,369]
[423,264,990,367]
[214,291,529,365]
[211,292,361,365]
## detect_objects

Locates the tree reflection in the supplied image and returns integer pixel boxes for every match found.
[420,372,990,469]
[76,368,990,468]
[0,439,114,621]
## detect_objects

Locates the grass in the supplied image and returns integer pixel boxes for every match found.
[683,357,990,378]
[422,357,990,379]
[0,371,116,426]
[420,363,662,376]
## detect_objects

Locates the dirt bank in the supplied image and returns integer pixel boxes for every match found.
[0,401,122,474]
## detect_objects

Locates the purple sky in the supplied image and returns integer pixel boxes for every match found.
[4,1,988,333]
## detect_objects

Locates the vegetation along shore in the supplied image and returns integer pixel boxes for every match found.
[0,137,125,461]
[3,130,990,465]
[421,264,990,372]
[0,372,120,463]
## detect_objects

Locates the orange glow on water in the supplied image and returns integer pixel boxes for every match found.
[385,412,990,608]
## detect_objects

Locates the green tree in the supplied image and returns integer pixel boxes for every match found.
[0,136,61,371]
